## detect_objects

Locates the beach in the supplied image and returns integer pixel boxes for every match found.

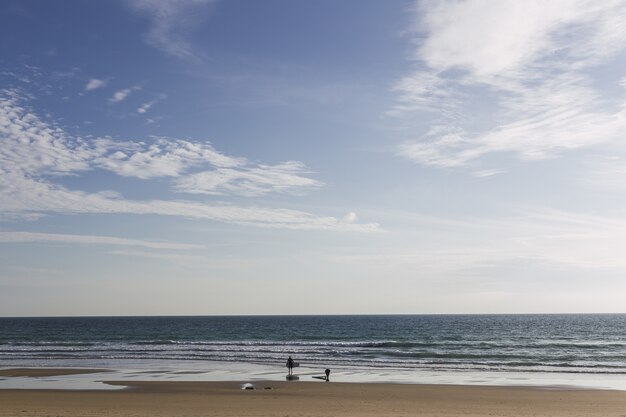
[1,379,626,417]
[2,315,625,415]
[1,369,626,417]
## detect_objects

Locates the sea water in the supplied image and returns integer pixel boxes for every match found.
[1,314,625,389]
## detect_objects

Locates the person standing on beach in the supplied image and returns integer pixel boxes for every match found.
[287,356,294,376]
[325,368,330,381]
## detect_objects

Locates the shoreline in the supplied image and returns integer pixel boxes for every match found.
[1,378,625,417]
[3,362,626,391]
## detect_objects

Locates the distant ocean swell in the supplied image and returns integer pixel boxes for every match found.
[1,315,624,375]
[1,340,625,374]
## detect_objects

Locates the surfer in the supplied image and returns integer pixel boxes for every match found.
[325,368,330,381]
[287,356,295,376]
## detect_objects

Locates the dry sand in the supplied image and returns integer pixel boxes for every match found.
[1,379,626,417]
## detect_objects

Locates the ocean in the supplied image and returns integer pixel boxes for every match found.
[1,314,625,388]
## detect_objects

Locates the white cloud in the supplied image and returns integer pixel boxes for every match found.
[109,85,140,103]
[416,1,578,78]
[386,72,454,117]
[343,212,357,223]
[0,231,202,250]
[85,78,106,91]
[398,127,470,167]
[472,169,505,178]
[128,0,215,60]
[174,161,322,196]
[395,1,626,168]
[330,207,626,273]
[0,91,99,175]
[110,89,131,103]
[137,94,166,114]
[413,0,626,83]
[0,89,379,232]
[137,103,149,113]
[93,138,243,179]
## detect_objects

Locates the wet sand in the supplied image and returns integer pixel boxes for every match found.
[1,378,626,417]
[0,368,112,378]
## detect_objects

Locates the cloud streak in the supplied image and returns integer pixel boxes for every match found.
[394,0,626,168]
[0,231,202,250]
[85,78,107,91]
[137,94,166,114]
[128,0,215,60]
[109,85,140,103]
[0,89,378,232]
[174,161,322,197]
[330,207,626,274]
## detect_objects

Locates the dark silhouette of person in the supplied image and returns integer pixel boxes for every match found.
[324,368,330,381]
[287,356,294,376]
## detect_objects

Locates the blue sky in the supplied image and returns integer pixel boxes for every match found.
[2,0,626,316]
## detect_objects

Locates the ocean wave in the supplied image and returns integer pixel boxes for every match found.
[2,314,624,376]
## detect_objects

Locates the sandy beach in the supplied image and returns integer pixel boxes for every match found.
[1,369,625,417]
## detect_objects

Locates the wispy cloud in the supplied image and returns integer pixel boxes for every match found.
[108,249,262,269]
[174,161,322,197]
[330,207,626,274]
[109,85,140,103]
[109,249,207,264]
[127,0,215,60]
[85,78,107,91]
[137,94,166,114]
[6,3,34,18]
[394,1,626,168]
[93,138,243,179]
[0,231,202,250]
[0,89,378,232]
[343,212,358,223]
[583,156,626,191]
[472,169,506,178]
[386,72,454,117]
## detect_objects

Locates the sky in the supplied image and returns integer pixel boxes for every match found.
[1,0,626,316]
